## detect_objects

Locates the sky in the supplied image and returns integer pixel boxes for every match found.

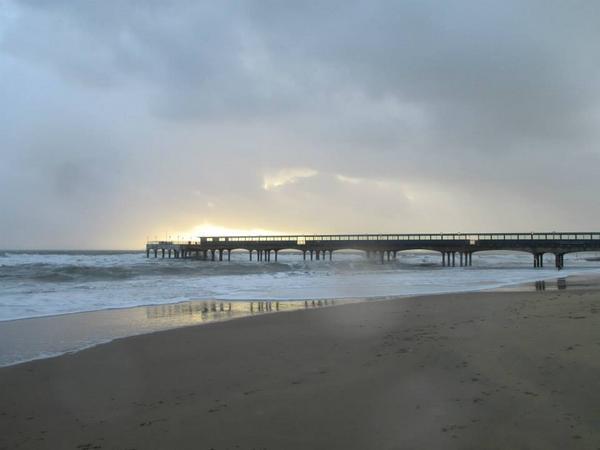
[1,0,600,249]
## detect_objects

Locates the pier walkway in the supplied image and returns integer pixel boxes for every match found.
[146,232,600,269]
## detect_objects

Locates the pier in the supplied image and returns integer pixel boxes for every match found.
[146,232,600,269]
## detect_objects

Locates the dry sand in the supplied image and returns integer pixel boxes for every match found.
[1,278,600,449]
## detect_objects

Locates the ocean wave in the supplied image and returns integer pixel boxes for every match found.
[0,255,497,284]
[0,260,303,283]
[1,250,600,323]
[0,264,135,282]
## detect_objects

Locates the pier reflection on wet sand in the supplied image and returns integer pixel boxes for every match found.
[534,278,568,291]
[145,299,338,320]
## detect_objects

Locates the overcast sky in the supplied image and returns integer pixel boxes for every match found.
[1,1,600,249]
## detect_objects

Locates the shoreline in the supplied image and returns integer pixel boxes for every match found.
[2,275,599,448]
[0,271,591,368]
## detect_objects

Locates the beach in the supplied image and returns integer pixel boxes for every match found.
[1,276,600,449]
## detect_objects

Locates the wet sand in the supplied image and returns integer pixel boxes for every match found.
[1,277,600,449]
[0,299,343,367]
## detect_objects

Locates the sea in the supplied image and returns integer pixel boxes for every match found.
[3,249,600,321]
[1,249,599,366]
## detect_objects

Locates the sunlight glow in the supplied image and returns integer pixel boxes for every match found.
[190,223,289,238]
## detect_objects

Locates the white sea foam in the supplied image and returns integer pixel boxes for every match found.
[1,250,600,321]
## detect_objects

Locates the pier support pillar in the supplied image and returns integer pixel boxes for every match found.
[534,253,545,268]
[146,249,150,258]
[249,250,253,261]
[310,250,313,261]
[555,253,564,270]
[316,251,320,261]
[275,250,278,262]
[211,250,215,261]
[380,251,384,264]
[161,248,165,259]
[452,252,455,267]
[460,252,463,267]
[154,249,157,258]
[227,249,231,262]
[329,250,332,261]
[303,251,306,261]
[442,252,446,266]
[469,252,472,266]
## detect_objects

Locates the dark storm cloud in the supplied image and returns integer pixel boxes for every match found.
[1,0,600,248]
